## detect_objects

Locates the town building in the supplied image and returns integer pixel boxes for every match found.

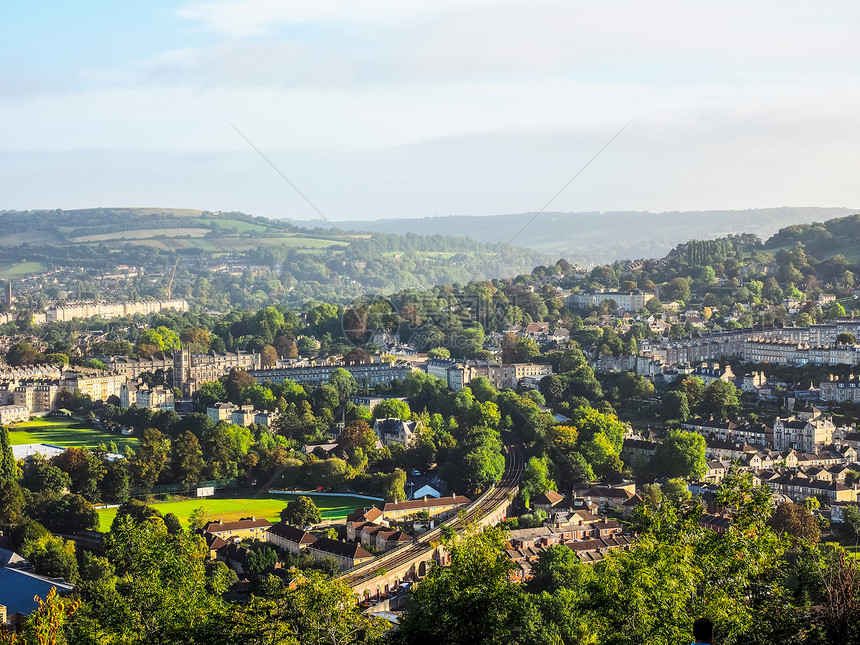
[266,523,318,554]
[0,404,29,425]
[773,409,835,452]
[380,495,471,522]
[0,564,74,629]
[207,403,237,423]
[249,359,413,388]
[307,538,374,571]
[566,290,655,313]
[109,347,260,396]
[201,517,273,542]
[638,320,860,368]
[372,417,420,448]
[44,298,188,323]
[120,382,174,410]
[820,376,860,403]
[500,363,553,389]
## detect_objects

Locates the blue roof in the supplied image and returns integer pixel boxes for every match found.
[0,567,73,617]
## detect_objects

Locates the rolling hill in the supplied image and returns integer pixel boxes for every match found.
[286,207,858,264]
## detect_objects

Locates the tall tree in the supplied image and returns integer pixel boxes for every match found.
[171,431,204,486]
[395,527,535,645]
[652,430,707,480]
[280,495,322,527]
[520,456,556,508]
[0,426,24,525]
[131,428,170,490]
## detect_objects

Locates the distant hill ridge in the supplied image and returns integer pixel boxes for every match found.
[285,207,858,264]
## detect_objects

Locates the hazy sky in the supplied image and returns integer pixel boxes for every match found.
[3,1,860,221]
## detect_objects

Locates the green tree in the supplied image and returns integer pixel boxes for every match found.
[652,430,707,480]
[57,493,99,532]
[396,527,534,645]
[527,543,594,595]
[840,504,860,546]
[661,478,692,504]
[251,306,285,343]
[44,352,69,367]
[520,456,556,508]
[171,431,204,486]
[328,367,358,402]
[444,426,505,495]
[187,506,209,530]
[513,337,541,362]
[768,501,820,544]
[664,277,690,302]
[380,468,407,502]
[231,570,387,644]
[0,427,25,525]
[192,380,228,411]
[824,301,847,320]
[21,458,72,495]
[427,347,451,359]
[371,398,411,420]
[579,432,623,479]
[163,512,183,535]
[568,406,627,453]
[280,495,322,527]
[662,390,690,422]
[99,514,224,643]
[100,458,130,504]
[20,534,80,584]
[245,545,278,578]
[700,379,740,419]
[6,341,39,366]
[52,447,105,501]
[130,428,170,490]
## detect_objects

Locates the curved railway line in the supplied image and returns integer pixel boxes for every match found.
[340,438,524,590]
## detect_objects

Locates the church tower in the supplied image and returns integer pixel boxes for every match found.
[173,344,193,396]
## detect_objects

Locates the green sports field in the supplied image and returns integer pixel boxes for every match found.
[0,261,49,278]
[7,418,137,452]
[96,491,371,532]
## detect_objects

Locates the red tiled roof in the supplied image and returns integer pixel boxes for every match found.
[533,490,564,506]
[346,506,383,523]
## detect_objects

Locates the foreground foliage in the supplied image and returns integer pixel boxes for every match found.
[395,472,860,645]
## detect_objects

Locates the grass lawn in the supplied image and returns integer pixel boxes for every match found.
[97,491,368,532]
[845,544,860,560]
[7,418,137,452]
[0,261,49,278]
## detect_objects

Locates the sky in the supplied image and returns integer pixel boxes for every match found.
[2,1,860,222]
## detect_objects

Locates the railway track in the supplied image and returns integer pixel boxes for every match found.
[340,438,524,589]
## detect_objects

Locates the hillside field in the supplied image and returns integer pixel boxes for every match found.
[96,491,370,532]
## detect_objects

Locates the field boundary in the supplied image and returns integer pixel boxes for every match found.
[269,490,383,501]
